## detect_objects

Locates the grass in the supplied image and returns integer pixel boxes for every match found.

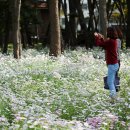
[0,47,130,129]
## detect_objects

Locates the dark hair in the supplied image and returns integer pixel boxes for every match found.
[107,27,118,39]
[115,26,123,39]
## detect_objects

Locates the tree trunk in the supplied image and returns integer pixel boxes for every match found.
[12,0,21,59]
[87,0,96,31]
[99,0,108,38]
[75,0,90,48]
[75,0,87,31]
[69,0,77,48]
[115,0,126,30]
[107,0,112,19]
[2,7,11,54]
[49,0,61,57]
[126,0,130,47]
[61,0,72,48]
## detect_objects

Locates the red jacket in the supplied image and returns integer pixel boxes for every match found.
[95,37,118,65]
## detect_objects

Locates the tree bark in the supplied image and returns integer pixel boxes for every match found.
[87,0,96,31]
[99,0,108,38]
[49,0,61,56]
[12,0,21,59]
[75,0,87,31]
[126,0,130,47]
[2,7,10,54]
[69,0,77,48]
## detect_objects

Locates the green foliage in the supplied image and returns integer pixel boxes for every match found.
[0,97,14,124]
[122,40,126,50]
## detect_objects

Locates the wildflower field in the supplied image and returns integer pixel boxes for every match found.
[0,47,130,130]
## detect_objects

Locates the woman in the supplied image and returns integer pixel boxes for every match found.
[94,27,119,100]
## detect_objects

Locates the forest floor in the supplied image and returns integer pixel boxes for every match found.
[0,47,130,129]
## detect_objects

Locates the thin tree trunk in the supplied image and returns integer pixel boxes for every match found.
[75,0,90,48]
[115,0,126,30]
[87,0,96,31]
[75,0,87,31]
[69,0,77,48]
[49,0,61,56]
[99,0,108,38]
[12,0,21,59]
[2,0,12,54]
[61,0,73,48]
[2,8,11,54]
[126,0,130,47]
[107,0,113,21]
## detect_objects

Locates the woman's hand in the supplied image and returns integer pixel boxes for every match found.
[94,32,104,40]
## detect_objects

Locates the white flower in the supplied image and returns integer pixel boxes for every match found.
[52,72,61,79]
